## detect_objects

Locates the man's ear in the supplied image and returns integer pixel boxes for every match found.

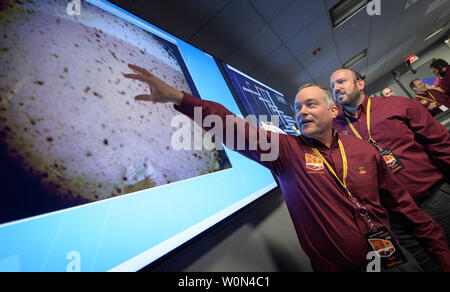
[330,105,339,119]
[357,79,365,91]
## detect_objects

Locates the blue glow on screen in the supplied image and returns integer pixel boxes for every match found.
[0,0,277,271]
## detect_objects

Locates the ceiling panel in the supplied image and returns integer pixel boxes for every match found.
[226,26,282,73]
[255,46,297,72]
[269,0,327,41]
[248,46,295,82]
[286,13,332,56]
[296,32,337,68]
[367,0,405,65]
[265,61,307,87]
[333,6,370,41]
[249,0,295,21]
[123,0,231,41]
[305,48,342,86]
[336,23,370,64]
[325,0,341,9]
[189,0,266,59]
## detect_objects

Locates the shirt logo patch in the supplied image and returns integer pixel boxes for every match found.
[305,153,325,171]
[357,166,367,174]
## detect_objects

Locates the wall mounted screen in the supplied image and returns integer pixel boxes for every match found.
[218,62,299,135]
[0,0,277,272]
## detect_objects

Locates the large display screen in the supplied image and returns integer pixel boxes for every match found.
[0,0,277,271]
[219,62,299,135]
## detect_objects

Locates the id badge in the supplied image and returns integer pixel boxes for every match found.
[379,147,404,173]
[365,226,407,270]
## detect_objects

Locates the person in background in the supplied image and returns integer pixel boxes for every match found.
[123,64,450,272]
[381,87,396,97]
[430,59,450,96]
[410,79,449,116]
[330,68,450,271]
[432,71,444,88]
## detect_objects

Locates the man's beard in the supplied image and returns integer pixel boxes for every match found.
[337,85,361,107]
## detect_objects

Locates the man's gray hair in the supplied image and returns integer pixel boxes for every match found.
[298,83,335,108]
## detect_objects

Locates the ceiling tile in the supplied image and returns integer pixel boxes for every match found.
[336,23,370,64]
[333,7,371,40]
[249,0,295,21]
[189,0,265,59]
[269,0,326,41]
[305,48,342,86]
[226,26,282,71]
[257,46,296,71]
[367,0,405,65]
[126,0,231,40]
[325,0,341,9]
[296,32,338,69]
[286,13,332,56]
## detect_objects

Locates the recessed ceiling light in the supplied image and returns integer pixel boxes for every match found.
[329,0,370,28]
[343,49,367,69]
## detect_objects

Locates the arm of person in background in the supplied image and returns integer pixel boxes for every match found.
[433,87,446,93]
[406,99,450,172]
[434,70,450,95]
[122,64,286,176]
[428,102,438,111]
[376,152,450,272]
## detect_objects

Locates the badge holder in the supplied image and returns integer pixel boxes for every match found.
[369,139,404,174]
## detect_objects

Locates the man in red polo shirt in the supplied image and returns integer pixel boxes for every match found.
[123,64,450,272]
[331,68,450,271]
[410,78,449,116]
[430,59,450,96]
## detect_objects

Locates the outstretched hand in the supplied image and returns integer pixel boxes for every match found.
[122,64,184,105]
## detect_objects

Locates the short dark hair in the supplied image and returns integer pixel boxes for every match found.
[409,79,421,90]
[430,58,449,70]
[348,69,364,81]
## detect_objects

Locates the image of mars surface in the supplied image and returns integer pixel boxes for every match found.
[0,0,231,224]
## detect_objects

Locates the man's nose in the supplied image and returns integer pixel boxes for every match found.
[333,83,342,92]
[298,106,309,118]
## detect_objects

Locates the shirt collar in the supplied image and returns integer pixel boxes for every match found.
[416,91,430,97]
[299,130,340,150]
[343,94,369,119]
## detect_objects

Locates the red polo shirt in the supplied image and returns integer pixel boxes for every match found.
[333,95,450,201]
[414,89,450,116]
[439,66,450,96]
[175,92,450,272]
